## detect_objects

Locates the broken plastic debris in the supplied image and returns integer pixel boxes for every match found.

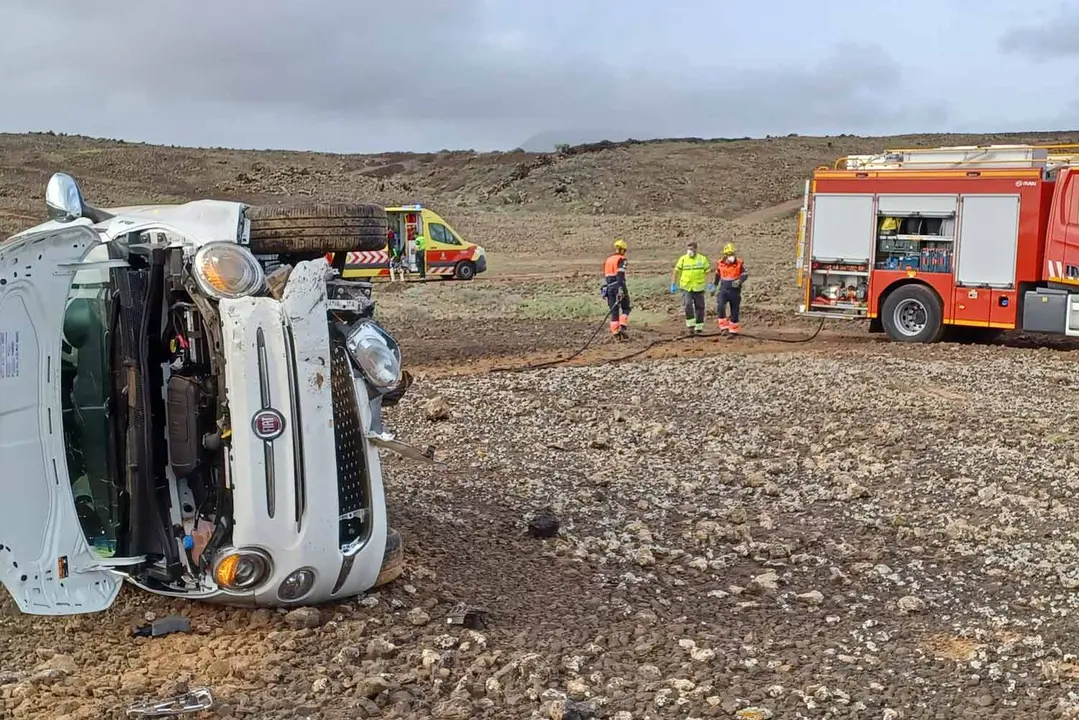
[367,432,441,465]
[127,687,213,716]
[132,614,191,638]
[445,602,490,630]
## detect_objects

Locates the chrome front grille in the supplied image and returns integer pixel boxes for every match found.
[329,335,370,549]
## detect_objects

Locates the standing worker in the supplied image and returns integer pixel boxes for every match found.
[602,239,631,338]
[712,242,748,334]
[670,240,711,334]
[388,228,403,282]
[414,233,427,280]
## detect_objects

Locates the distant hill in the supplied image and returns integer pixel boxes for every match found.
[3,129,1079,235]
[521,129,636,152]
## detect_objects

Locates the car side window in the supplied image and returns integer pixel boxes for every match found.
[428,223,460,246]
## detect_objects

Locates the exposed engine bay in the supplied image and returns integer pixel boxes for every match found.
[104,232,408,598]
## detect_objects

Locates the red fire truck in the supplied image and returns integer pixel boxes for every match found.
[795,144,1079,342]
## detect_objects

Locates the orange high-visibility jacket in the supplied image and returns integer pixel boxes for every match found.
[716,257,747,286]
[603,254,627,287]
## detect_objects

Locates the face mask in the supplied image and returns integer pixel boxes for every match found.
[687,248,696,256]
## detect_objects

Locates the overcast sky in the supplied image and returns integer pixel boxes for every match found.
[2,0,1077,153]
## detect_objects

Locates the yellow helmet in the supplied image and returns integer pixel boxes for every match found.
[613,239,627,252]
[722,242,736,256]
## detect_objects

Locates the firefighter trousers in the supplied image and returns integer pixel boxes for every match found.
[682,290,705,331]
[607,285,631,333]
[717,287,741,323]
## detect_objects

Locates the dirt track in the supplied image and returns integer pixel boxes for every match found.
[5,131,1079,718]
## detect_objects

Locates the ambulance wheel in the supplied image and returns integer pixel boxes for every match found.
[881,284,943,343]
[454,261,476,281]
[246,203,388,255]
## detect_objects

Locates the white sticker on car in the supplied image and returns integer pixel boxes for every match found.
[0,331,20,379]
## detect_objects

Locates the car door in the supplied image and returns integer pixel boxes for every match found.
[0,223,123,615]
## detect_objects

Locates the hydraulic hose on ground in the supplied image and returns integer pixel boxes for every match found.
[489,311,826,374]
[601,317,826,365]
[488,307,613,374]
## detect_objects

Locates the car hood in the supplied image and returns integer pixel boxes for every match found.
[0,223,124,615]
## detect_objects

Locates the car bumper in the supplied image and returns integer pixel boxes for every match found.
[474,254,487,274]
[216,260,388,606]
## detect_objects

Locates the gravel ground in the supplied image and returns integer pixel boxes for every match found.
[4,341,1079,719]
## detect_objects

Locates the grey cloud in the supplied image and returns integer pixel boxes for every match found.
[1000,8,1079,60]
[1,0,947,152]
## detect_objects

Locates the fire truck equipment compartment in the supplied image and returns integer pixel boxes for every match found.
[1022,287,1070,334]
[877,194,958,216]
[879,237,920,253]
[797,143,1079,342]
[954,195,1021,288]
[810,194,874,262]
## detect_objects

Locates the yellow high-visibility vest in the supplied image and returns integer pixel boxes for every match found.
[674,253,710,292]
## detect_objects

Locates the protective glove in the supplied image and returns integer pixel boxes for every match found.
[732,279,741,289]
[707,283,716,295]
[669,283,678,294]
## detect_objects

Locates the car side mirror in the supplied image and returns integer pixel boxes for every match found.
[46,173,86,223]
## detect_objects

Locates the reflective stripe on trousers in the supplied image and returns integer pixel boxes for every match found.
[682,290,705,330]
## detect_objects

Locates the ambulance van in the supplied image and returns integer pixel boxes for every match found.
[339,205,488,281]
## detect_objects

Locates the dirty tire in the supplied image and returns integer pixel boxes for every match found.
[881,284,944,343]
[374,527,405,587]
[454,260,477,281]
[246,203,388,254]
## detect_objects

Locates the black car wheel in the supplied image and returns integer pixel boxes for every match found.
[455,261,476,281]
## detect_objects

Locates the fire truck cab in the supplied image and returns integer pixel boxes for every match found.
[796,144,1079,343]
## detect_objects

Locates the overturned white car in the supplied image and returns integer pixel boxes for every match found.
[0,173,426,615]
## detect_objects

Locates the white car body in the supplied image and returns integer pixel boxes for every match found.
[0,181,417,615]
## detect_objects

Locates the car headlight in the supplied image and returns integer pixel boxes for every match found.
[345,321,402,389]
[214,549,272,591]
[278,567,317,601]
[192,242,266,300]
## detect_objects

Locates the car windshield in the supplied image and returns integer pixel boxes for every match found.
[61,254,122,558]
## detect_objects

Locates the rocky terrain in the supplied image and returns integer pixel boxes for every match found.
[3,129,1079,718]
[5,342,1079,718]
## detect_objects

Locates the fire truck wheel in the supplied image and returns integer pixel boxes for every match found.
[881,284,943,343]
[246,203,388,255]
